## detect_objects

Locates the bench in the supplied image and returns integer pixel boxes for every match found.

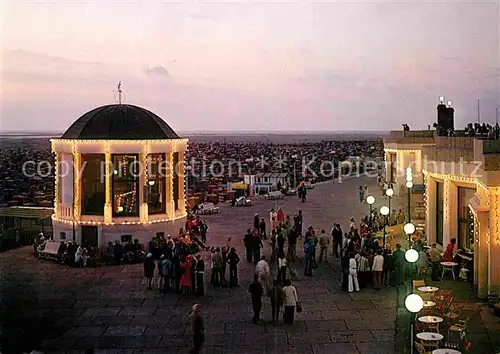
[265,191,284,200]
[38,241,60,261]
[196,203,220,215]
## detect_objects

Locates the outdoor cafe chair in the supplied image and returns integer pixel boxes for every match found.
[443,304,464,325]
[415,341,432,354]
[447,317,471,342]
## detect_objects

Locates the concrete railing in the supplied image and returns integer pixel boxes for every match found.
[422,145,474,163]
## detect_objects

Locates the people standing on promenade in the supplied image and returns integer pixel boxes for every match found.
[270,208,278,230]
[356,251,370,289]
[348,252,360,293]
[144,253,156,289]
[287,228,298,262]
[226,247,240,287]
[256,255,270,292]
[194,254,205,296]
[252,231,263,265]
[282,279,300,325]
[383,247,395,287]
[358,185,365,203]
[221,237,231,285]
[259,218,267,240]
[277,250,287,283]
[277,207,285,224]
[253,214,260,232]
[189,304,205,354]
[249,274,264,324]
[372,250,384,290]
[293,210,303,237]
[318,229,330,263]
[330,224,342,258]
[211,248,223,287]
[393,244,405,285]
[277,228,285,256]
[303,238,313,277]
[268,279,283,325]
[243,229,253,262]
[181,255,194,295]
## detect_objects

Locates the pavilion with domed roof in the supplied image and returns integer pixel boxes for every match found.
[50,102,188,247]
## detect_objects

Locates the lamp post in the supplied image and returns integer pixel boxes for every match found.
[380,205,390,248]
[385,187,394,225]
[404,222,416,249]
[404,244,421,354]
[406,167,413,223]
[366,196,375,229]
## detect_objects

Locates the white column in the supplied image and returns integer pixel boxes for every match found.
[425,175,437,244]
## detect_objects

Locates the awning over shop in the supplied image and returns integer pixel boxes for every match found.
[231,182,248,190]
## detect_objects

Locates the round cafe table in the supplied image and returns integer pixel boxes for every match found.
[417,332,444,341]
[418,316,443,324]
[418,286,440,293]
[441,262,458,280]
[432,349,461,354]
[423,301,436,307]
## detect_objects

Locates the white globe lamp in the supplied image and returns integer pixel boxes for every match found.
[405,293,424,313]
[380,206,390,216]
[366,196,375,205]
[405,248,419,263]
[404,222,416,235]
[406,167,412,175]
[406,181,413,189]
[386,188,394,197]
[406,175,413,182]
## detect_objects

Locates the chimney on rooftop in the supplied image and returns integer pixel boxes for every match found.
[437,95,454,133]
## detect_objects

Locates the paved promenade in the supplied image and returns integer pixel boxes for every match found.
[0,176,399,354]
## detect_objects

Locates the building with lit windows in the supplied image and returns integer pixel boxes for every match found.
[384,100,500,299]
[51,104,188,247]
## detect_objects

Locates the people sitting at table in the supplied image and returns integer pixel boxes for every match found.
[428,243,442,281]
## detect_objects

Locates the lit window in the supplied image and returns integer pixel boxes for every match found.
[112,155,139,217]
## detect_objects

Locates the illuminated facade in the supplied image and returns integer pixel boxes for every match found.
[51,104,188,247]
[385,130,500,299]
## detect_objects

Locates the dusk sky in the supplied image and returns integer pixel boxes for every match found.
[1,1,499,133]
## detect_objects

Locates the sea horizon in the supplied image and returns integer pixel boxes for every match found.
[1,129,389,137]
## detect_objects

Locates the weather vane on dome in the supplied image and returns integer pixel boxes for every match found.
[117,81,123,105]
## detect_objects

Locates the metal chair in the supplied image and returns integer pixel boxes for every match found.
[415,341,432,354]
[420,339,439,350]
[443,304,464,325]
[447,317,470,342]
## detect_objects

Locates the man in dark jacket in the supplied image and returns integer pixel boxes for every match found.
[226,247,240,287]
[267,279,283,325]
[194,254,205,296]
[243,229,253,262]
[248,274,264,324]
[252,232,263,265]
[190,304,205,354]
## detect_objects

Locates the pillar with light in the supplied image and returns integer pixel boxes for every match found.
[406,167,413,224]
[385,187,394,225]
[380,205,390,248]
[366,196,375,229]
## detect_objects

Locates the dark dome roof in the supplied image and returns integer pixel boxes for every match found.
[61,104,180,140]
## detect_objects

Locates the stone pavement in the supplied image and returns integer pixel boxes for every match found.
[0,175,399,354]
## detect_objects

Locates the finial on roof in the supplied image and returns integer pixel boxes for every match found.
[117,81,123,105]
